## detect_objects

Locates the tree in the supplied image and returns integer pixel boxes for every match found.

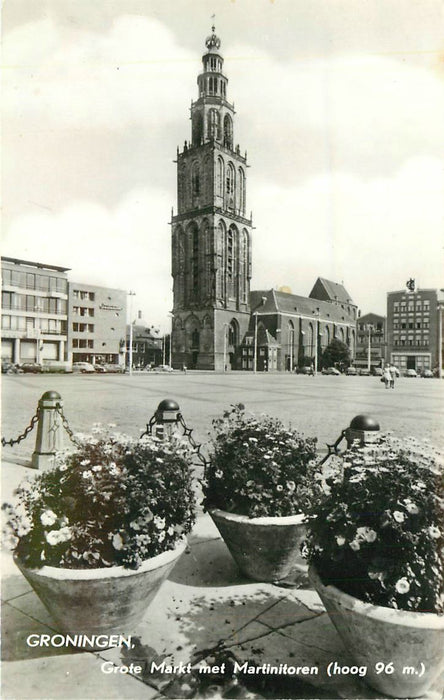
[322,339,350,369]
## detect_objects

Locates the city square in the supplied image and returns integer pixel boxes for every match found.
[2,371,443,468]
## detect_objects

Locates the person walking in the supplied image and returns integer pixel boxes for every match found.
[389,365,397,389]
[383,365,391,389]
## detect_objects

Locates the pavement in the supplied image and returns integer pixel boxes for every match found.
[2,454,444,700]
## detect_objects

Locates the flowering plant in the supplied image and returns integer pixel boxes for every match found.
[302,435,444,614]
[202,404,318,517]
[2,426,196,570]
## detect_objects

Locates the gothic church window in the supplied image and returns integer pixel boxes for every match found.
[238,167,245,213]
[192,113,203,145]
[192,162,200,197]
[217,157,224,197]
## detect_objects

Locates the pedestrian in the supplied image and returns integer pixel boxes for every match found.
[389,365,397,389]
[310,362,314,376]
[383,365,391,389]
[182,363,187,374]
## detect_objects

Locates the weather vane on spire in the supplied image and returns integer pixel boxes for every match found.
[211,13,216,32]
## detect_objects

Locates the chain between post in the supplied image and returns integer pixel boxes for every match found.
[1,406,41,448]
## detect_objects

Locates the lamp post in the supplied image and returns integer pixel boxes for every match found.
[366,323,374,373]
[253,313,258,373]
[168,313,174,368]
[128,291,136,376]
[313,308,320,376]
[223,323,229,372]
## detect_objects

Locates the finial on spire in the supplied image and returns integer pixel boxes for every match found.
[206,15,221,51]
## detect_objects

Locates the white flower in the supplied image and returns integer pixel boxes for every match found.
[249,437,258,443]
[80,459,90,466]
[428,526,441,539]
[82,470,93,479]
[40,510,57,527]
[215,470,223,479]
[276,485,284,492]
[92,465,102,472]
[404,501,419,515]
[356,527,377,543]
[395,577,410,594]
[393,511,405,523]
[336,536,346,546]
[158,530,166,542]
[112,533,124,550]
[154,516,166,530]
[45,527,72,546]
[349,540,360,551]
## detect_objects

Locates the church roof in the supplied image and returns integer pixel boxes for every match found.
[250,289,355,324]
[309,277,355,305]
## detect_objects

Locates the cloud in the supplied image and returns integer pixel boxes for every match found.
[251,156,444,311]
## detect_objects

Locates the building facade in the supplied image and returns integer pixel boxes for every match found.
[125,312,163,369]
[240,284,357,372]
[1,256,70,369]
[69,282,127,366]
[171,27,252,370]
[355,312,386,370]
[386,286,443,374]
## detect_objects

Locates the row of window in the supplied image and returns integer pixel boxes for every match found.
[72,339,94,349]
[1,315,66,334]
[72,306,94,317]
[2,292,67,315]
[393,322,429,330]
[393,339,429,347]
[393,301,430,310]
[72,290,95,301]
[72,323,94,333]
[2,269,68,294]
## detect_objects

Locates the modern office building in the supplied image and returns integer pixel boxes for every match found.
[386,285,444,375]
[69,282,127,366]
[1,256,70,369]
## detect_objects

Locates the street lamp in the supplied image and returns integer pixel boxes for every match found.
[366,324,374,373]
[168,313,174,368]
[128,291,136,376]
[438,299,443,379]
[313,308,320,376]
[223,322,229,372]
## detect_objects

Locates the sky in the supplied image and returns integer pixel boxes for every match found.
[3,0,444,330]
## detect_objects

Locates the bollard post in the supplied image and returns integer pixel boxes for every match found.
[345,414,380,448]
[32,391,65,470]
[142,399,181,440]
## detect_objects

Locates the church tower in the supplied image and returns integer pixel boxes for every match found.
[171,27,252,370]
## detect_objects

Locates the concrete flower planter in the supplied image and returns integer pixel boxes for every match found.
[209,508,307,582]
[14,538,187,645]
[309,566,444,698]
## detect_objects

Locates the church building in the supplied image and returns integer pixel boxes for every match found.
[171,28,357,371]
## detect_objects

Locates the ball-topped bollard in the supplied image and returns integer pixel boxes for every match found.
[346,414,380,448]
[32,390,64,470]
[155,399,180,424]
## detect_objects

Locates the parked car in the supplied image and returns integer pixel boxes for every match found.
[296,366,314,375]
[103,363,125,373]
[371,367,383,376]
[420,369,434,378]
[72,362,95,373]
[345,366,358,376]
[358,368,370,376]
[153,365,174,373]
[1,362,24,374]
[405,369,418,378]
[323,367,341,376]
[93,364,107,373]
[20,362,43,374]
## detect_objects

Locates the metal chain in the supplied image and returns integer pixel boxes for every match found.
[1,406,41,448]
[177,413,208,467]
[55,405,80,446]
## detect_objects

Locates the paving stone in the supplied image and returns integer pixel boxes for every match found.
[1,653,156,699]
[1,602,65,662]
[169,538,247,587]
[6,589,60,629]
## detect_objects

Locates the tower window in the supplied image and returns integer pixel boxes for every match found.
[192,162,200,197]
[224,114,233,148]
